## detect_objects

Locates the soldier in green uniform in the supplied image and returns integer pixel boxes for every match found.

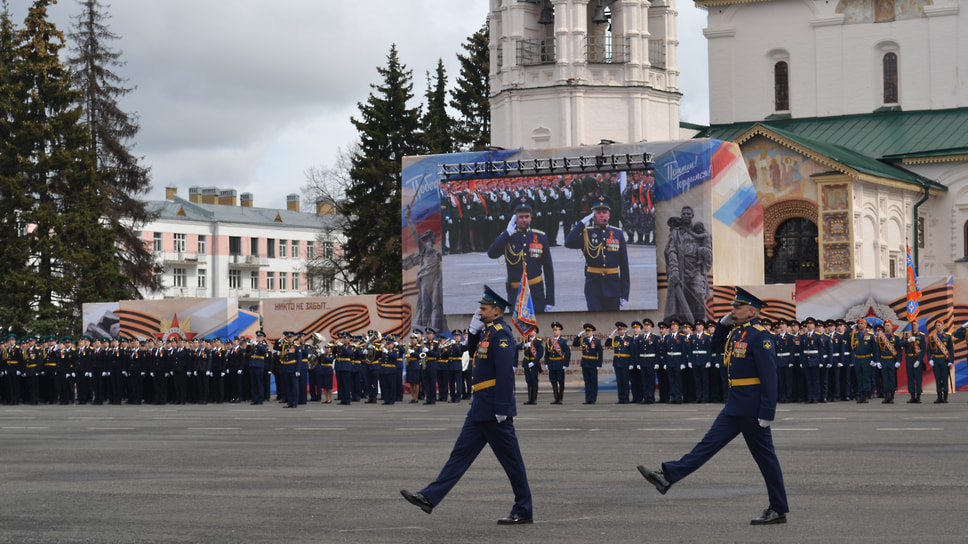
[874,322,902,404]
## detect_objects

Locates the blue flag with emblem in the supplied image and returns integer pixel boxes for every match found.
[512,267,538,337]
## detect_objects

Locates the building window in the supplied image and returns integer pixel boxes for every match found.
[774,61,790,112]
[197,235,207,255]
[306,241,315,259]
[267,272,275,291]
[172,268,186,288]
[279,239,287,258]
[267,239,276,259]
[153,232,163,252]
[306,274,315,292]
[250,237,259,257]
[291,272,300,291]
[198,268,207,289]
[291,240,299,259]
[322,273,334,293]
[918,217,925,249]
[888,258,897,278]
[883,52,898,104]
[323,241,334,260]
[279,272,288,291]
[250,271,259,290]
[229,236,242,256]
[173,233,186,253]
[229,269,241,289]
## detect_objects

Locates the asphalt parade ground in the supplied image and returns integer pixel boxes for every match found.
[2,395,967,544]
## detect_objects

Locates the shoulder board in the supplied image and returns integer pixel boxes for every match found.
[753,324,767,331]
[534,337,541,342]
[531,229,546,235]
[493,324,504,331]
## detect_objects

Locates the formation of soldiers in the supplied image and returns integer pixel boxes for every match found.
[512,317,968,406]
[3,318,963,408]
[440,169,656,254]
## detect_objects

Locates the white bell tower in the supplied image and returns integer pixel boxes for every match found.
[489,0,681,149]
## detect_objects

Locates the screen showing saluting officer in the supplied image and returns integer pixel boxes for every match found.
[487,196,555,312]
[564,194,630,311]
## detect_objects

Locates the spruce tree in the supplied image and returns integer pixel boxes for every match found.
[0,2,34,333]
[68,0,160,295]
[450,23,490,151]
[3,0,125,332]
[345,44,422,294]
[421,59,454,155]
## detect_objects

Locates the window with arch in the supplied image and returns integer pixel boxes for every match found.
[883,52,898,104]
[964,220,968,258]
[774,61,790,112]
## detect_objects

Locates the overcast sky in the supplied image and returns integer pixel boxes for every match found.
[13,0,709,209]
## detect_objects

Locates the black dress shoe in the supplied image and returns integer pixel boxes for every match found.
[497,513,533,525]
[637,465,671,495]
[400,490,433,514]
[750,508,786,525]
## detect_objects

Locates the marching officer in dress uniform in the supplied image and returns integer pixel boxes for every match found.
[564,194,630,311]
[487,196,556,313]
[573,323,602,405]
[849,318,879,403]
[609,322,634,404]
[927,318,954,404]
[638,287,790,526]
[544,322,571,405]
[401,285,534,525]
[633,319,659,404]
[518,327,543,405]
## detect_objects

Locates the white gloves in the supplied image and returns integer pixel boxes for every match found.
[705,362,711,368]
[876,362,882,369]
[620,299,627,308]
[582,212,595,226]
[720,313,736,327]
[469,311,485,334]
[928,361,933,367]
[506,216,516,236]
[527,362,534,368]
[758,419,771,428]
[895,362,901,368]
[654,364,659,370]
[496,415,508,423]
[680,364,685,370]
[544,305,553,312]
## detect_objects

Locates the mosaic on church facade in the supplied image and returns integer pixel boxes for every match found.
[835,0,933,24]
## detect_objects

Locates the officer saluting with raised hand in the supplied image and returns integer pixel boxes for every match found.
[564,194,630,312]
[637,287,789,526]
[401,285,534,525]
[487,196,555,313]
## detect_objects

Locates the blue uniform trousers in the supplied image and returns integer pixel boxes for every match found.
[582,367,598,403]
[249,366,265,403]
[420,416,533,518]
[663,411,789,514]
[279,364,298,407]
[614,365,630,403]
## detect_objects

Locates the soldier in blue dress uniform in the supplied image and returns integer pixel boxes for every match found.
[638,287,789,526]
[487,196,556,312]
[849,318,879,403]
[573,323,602,404]
[564,194,630,311]
[633,319,659,404]
[544,322,571,404]
[401,285,534,525]
[665,319,686,404]
[609,322,634,404]
[800,318,823,403]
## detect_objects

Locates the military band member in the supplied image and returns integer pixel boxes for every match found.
[422,328,440,405]
[363,332,383,404]
[401,285,534,525]
[638,287,789,526]
[487,196,556,313]
[927,319,954,404]
[545,322,571,405]
[609,322,634,404]
[405,332,423,404]
[573,323,602,405]
[518,327,543,405]
[446,330,464,403]
[564,194,630,311]
[248,332,268,405]
[381,336,402,405]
